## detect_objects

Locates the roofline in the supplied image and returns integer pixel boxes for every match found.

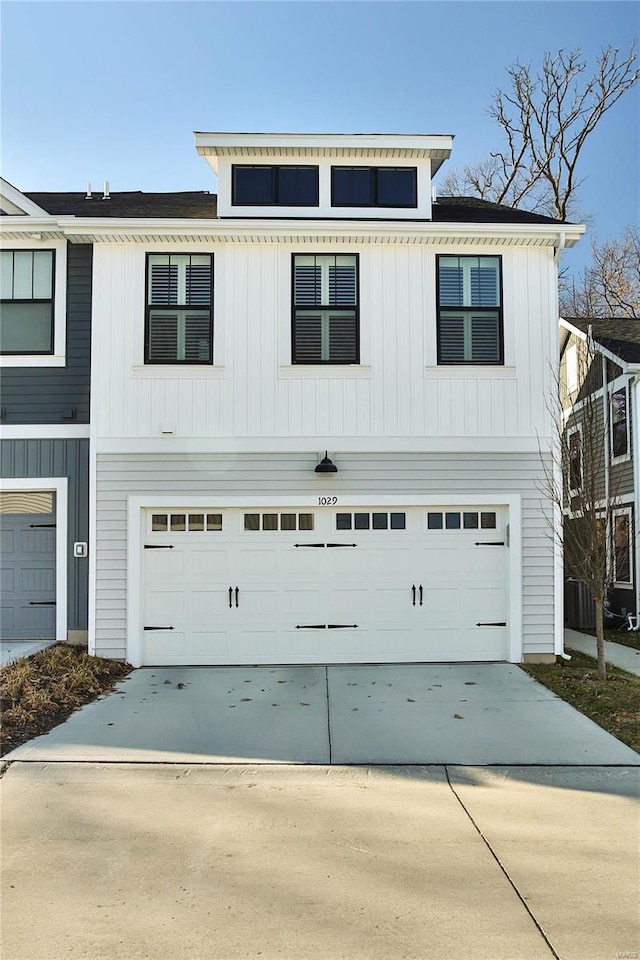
[0,216,586,246]
[559,316,640,372]
[0,178,51,217]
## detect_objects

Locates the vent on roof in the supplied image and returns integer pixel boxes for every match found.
[85,182,92,200]
[102,181,111,201]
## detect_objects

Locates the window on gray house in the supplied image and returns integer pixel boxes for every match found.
[0,249,55,354]
[292,254,359,363]
[145,254,213,364]
[437,255,503,364]
[611,387,629,459]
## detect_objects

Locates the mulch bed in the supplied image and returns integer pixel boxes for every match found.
[1,643,131,756]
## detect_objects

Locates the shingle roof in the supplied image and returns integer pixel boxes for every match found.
[22,191,568,225]
[564,318,640,363]
[24,191,218,218]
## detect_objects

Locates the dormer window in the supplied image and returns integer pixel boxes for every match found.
[331,167,417,208]
[232,165,319,206]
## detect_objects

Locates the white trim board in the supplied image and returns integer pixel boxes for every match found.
[1,426,90,440]
[0,476,68,642]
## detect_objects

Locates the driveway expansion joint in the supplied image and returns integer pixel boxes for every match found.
[444,765,561,960]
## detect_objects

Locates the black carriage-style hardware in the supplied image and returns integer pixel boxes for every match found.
[412,585,416,606]
[144,544,175,549]
[326,543,357,548]
[29,601,56,606]
[29,523,56,528]
[296,623,359,630]
[474,542,505,547]
[228,587,240,608]
[412,585,424,606]
[419,585,423,606]
[476,622,507,627]
[144,626,175,631]
[294,543,326,548]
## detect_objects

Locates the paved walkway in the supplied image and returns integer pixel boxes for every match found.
[564,628,640,676]
[0,639,58,667]
[5,662,638,765]
[1,762,638,960]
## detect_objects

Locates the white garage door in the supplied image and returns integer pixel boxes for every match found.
[141,505,509,665]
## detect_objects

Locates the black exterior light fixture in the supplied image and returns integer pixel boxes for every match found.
[315,451,338,474]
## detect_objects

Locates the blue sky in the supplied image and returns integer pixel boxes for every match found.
[1,1,638,276]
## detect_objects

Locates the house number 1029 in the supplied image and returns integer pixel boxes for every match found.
[318,496,338,505]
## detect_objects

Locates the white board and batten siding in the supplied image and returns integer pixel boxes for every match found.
[90,243,559,444]
[92,452,555,666]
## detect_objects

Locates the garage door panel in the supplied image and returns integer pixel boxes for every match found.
[140,505,509,665]
[1,505,56,640]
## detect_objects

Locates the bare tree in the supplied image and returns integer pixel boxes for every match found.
[543,332,627,679]
[439,45,639,221]
[561,227,640,318]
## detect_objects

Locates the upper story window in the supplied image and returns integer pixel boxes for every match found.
[232,165,319,206]
[437,255,503,364]
[331,167,417,208]
[145,254,213,364]
[291,254,359,364]
[568,427,583,493]
[610,385,629,460]
[0,249,55,354]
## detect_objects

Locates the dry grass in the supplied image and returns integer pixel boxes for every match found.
[522,648,640,753]
[1,644,131,755]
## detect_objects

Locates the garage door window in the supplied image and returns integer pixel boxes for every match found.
[427,511,497,530]
[151,512,223,532]
[336,511,406,530]
[244,512,314,531]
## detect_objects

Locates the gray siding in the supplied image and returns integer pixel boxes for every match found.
[0,244,92,423]
[95,451,555,661]
[1,439,89,629]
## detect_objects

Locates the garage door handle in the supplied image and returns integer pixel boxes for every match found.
[412,585,416,606]
[419,585,423,606]
[235,587,239,608]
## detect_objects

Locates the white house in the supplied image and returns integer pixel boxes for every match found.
[6,132,585,667]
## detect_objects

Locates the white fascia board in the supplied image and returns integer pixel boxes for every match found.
[0,425,90,440]
[194,131,453,155]
[59,217,586,247]
[0,179,50,217]
[0,216,67,241]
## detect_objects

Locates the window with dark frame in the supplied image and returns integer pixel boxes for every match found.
[0,249,55,354]
[331,167,417,208]
[613,510,632,584]
[568,429,582,491]
[145,254,213,364]
[611,387,629,459]
[437,255,503,364]
[232,165,319,206]
[292,254,359,364]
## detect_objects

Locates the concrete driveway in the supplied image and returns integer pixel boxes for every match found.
[2,664,639,959]
[5,662,639,765]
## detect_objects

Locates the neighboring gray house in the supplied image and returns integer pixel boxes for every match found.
[0,179,91,644]
[559,318,640,628]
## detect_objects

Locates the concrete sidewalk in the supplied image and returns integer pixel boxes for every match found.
[0,639,58,667]
[5,663,639,765]
[565,628,640,675]
[1,762,638,960]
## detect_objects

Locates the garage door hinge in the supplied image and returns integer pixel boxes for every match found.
[296,623,359,629]
[29,523,56,528]
[294,543,326,548]
[29,601,56,606]
[144,626,175,631]
[474,541,505,546]
[326,543,357,548]
[476,622,507,627]
[144,544,175,549]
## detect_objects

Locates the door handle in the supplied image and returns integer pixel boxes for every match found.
[228,587,233,608]
[419,584,423,606]
[412,585,416,606]
[235,587,239,608]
